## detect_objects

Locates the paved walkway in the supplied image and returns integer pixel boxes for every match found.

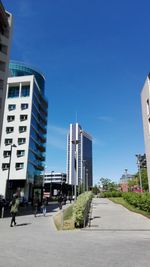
[89,198,150,230]
[1,198,150,267]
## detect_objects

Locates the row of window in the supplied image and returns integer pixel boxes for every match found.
[7,114,28,122]
[8,85,30,98]
[6,126,27,134]
[3,150,25,158]
[8,103,28,111]
[5,138,26,145]
[2,163,24,170]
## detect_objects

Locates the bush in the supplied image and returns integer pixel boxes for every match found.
[100,191,122,198]
[73,192,93,228]
[123,192,150,212]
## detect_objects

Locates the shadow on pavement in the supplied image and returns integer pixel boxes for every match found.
[1,202,60,218]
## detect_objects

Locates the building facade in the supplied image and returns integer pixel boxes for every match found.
[141,74,150,191]
[44,172,66,197]
[0,61,48,199]
[66,123,93,190]
[0,2,12,145]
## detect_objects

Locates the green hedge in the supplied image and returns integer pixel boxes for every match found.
[123,192,150,212]
[73,192,93,227]
[100,191,123,198]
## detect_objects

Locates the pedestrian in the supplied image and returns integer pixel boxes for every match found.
[33,193,39,217]
[58,194,63,210]
[10,195,19,227]
[41,197,47,216]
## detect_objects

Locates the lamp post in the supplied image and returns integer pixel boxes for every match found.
[5,144,17,199]
[135,154,143,193]
[72,140,79,200]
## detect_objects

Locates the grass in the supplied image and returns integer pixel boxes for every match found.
[53,205,75,230]
[109,197,150,219]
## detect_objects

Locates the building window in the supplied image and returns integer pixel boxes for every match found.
[7,115,15,122]
[8,86,19,98]
[0,79,4,90]
[8,104,16,111]
[3,151,11,158]
[18,138,26,145]
[17,150,25,157]
[21,103,28,110]
[6,127,14,134]
[2,163,10,170]
[19,126,27,133]
[20,115,28,121]
[16,163,24,170]
[5,139,13,145]
[0,44,7,55]
[0,61,5,72]
[21,85,30,97]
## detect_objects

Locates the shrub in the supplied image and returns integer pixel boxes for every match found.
[73,192,93,227]
[100,191,122,198]
[123,192,150,212]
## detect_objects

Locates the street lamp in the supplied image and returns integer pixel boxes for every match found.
[72,140,79,200]
[135,154,143,193]
[5,144,17,199]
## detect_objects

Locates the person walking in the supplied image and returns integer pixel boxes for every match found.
[41,197,47,216]
[33,193,39,217]
[10,195,19,227]
[58,194,63,210]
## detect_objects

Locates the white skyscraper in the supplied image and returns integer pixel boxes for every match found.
[0,2,13,145]
[66,123,93,191]
[141,74,150,191]
[0,62,48,199]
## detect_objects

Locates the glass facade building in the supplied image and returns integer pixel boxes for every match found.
[66,123,93,190]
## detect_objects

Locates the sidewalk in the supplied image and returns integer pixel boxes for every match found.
[88,197,150,230]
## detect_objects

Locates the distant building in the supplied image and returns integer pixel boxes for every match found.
[141,74,150,191]
[66,123,93,190]
[119,171,134,192]
[0,61,48,199]
[44,172,67,197]
[0,2,13,145]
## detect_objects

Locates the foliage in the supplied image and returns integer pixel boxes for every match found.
[135,168,148,191]
[100,191,122,198]
[92,185,100,195]
[73,192,93,227]
[123,192,150,212]
[99,177,118,191]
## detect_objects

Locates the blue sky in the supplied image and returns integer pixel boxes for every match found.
[3,0,150,184]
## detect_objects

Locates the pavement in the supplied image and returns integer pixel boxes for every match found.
[1,198,150,267]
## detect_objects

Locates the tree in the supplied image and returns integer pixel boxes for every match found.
[99,177,112,191]
[92,185,100,195]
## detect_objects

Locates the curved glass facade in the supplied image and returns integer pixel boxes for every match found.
[9,61,45,94]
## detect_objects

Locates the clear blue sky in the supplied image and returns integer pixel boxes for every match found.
[3,0,150,184]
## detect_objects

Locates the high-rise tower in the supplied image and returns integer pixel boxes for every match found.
[66,123,93,191]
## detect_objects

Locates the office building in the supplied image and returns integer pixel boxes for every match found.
[0,61,48,199]
[44,172,66,197]
[141,74,150,191]
[0,2,12,145]
[66,123,93,190]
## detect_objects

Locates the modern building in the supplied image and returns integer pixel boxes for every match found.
[0,61,48,200]
[44,172,66,197]
[119,171,134,192]
[141,74,150,191]
[0,2,13,145]
[66,123,93,191]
